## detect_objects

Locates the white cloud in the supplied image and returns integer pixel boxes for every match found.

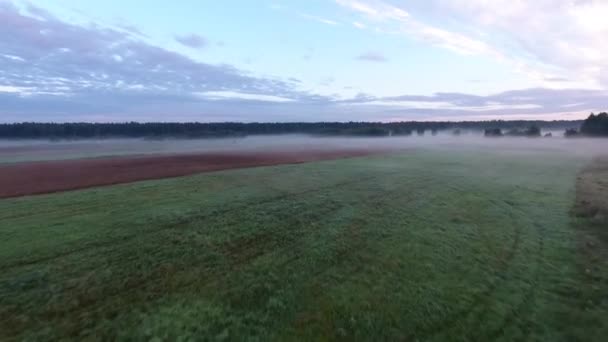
[197,91,295,103]
[347,99,541,112]
[335,0,608,89]
[1,54,25,62]
[334,1,502,61]
[299,13,340,26]
[0,85,28,93]
[405,21,495,56]
[353,21,366,29]
[435,0,608,87]
[335,0,409,21]
[174,33,207,49]
[427,110,591,122]
[356,51,388,62]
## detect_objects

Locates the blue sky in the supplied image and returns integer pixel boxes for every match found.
[1,0,607,122]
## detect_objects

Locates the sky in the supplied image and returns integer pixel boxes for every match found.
[1,0,607,122]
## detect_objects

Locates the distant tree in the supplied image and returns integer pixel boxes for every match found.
[544,133,552,137]
[526,125,541,137]
[580,112,608,136]
[392,127,412,136]
[484,128,503,137]
[504,125,541,137]
[564,128,580,137]
[347,127,390,137]
[452,129,461,136]
[0,120,586,139]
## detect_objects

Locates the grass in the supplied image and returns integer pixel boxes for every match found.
[0,148,605,340]
[568,157,608,341]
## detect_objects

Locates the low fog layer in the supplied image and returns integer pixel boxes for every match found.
[1,133,607,164]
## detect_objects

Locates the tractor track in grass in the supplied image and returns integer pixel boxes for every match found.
[421,193,546,341]
[0,168,405,272]
[482,157,607,341]
[473,210,545,341]
[487,223,544,341]
[0,159,552,340]
[0,168,409,295]
[438,197,547,341]
[0,169,417,337]
[407,193,527,340]
[287,176,531,340]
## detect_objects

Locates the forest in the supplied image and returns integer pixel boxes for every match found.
[580,113,608,136]
[0,120,582,139]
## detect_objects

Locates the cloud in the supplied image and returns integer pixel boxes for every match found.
[335,0,409,21]
[353,21,366,29]
[453,0,608,87]
[338,88,608,120]
[336,1,498,56]
[335,0,608,88]
[319,77,335,86]
[174,33,207,49]
[0,2,331,121]
[0,85,28,93]
[0,2,300,97]
[196,91,295,103]
[544,77,569,83]
[356,51,388,62]
[268,3,284,11]
[422,0,608,87]
[117,24,147,37]
[0,1,605,123]
[0,84,605,122]
[299,13,340,26]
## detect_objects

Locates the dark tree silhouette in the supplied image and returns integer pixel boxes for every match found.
[0,120,582,139]
[484,128,503,137]
[580,112,608,136]
[505,126,541,137]
[564,128,579,137]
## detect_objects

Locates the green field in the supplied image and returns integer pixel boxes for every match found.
[1,149,606,341]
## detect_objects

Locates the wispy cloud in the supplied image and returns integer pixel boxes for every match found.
[352,21,366,29]
[0,1,327,121]
[299,13,340,26]
[335,0,497,57]
[444,0,608,87]
[197,91,295,103]
[334,0,608,89]
[319,77,335,86]
[335,0,409,21]
[339,88,608,120]
[356,51,388,62]
[174,33,207,49]
[0,0,605,123]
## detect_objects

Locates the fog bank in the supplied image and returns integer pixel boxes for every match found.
[1,134,607,164]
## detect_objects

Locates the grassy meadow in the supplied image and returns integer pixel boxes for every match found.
[1,148,606,340]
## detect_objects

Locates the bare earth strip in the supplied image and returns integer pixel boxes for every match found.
[0,148,386,198]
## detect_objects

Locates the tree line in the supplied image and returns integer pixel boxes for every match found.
[0,120,582,139]
[484,126,543,137]
[482,113,608,138]
[579,112,608,136]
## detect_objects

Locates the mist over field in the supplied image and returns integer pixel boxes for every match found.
[2,0,608,339]
[1,133,607,164]
[2,134,607,340]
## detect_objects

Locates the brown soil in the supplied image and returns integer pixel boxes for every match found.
[0,148,385,198]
